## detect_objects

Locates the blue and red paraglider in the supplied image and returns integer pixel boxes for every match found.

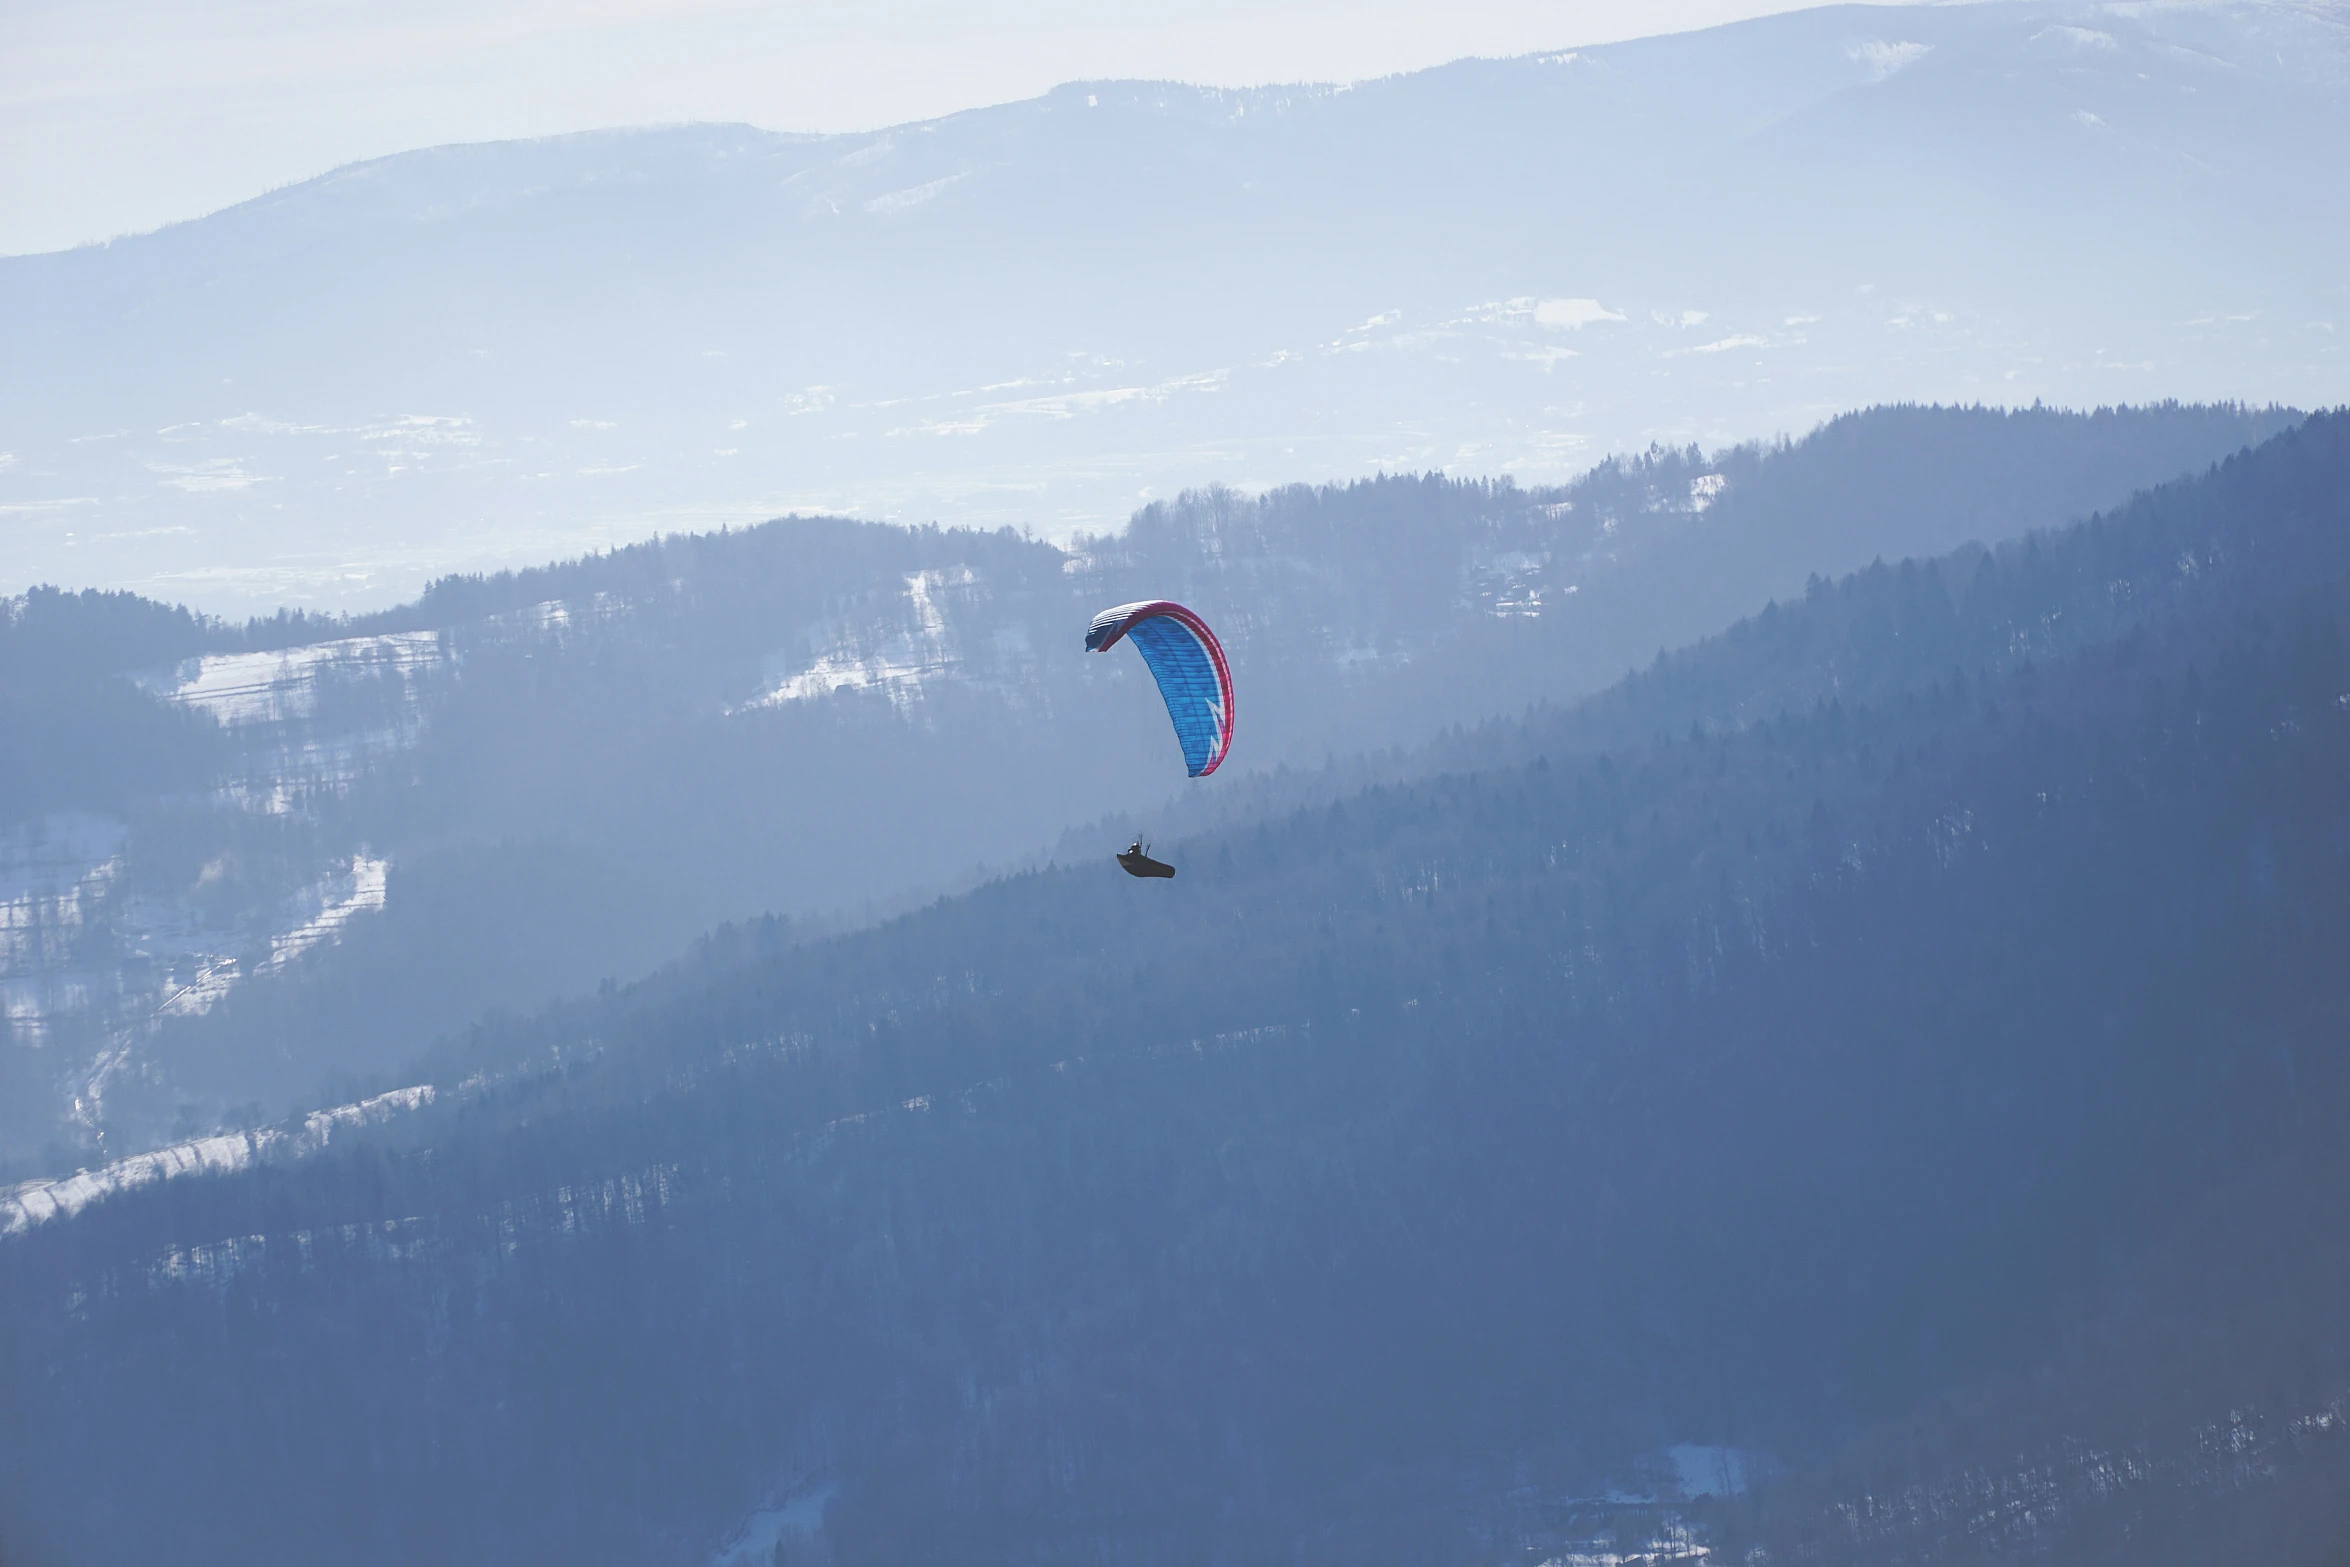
[1086,600,1235,777]
[1086,600,1233,877]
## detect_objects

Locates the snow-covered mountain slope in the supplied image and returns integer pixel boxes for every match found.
[1,2,2342,614]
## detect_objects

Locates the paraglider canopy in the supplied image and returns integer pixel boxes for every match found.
[1085,600,1234,777]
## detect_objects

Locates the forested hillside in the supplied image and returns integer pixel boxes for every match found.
[5,413,2346,1565]
[1,402,2282,1172]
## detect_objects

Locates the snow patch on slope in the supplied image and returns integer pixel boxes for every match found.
[739,568,974,711]
[1535,298,1628,330]
[138,630,444,727]
[1847,39,1931,81]
[0,1085,433,1234]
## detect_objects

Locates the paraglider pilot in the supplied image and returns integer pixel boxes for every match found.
[1117,840,1176,879]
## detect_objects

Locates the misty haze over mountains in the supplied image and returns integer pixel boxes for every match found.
[0,403,2289,1171]
[8,407,2350,1566]
[3,0,2345,614]
[8,0,2350,1562]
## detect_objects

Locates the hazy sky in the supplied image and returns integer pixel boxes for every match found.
[4,0,1888,256]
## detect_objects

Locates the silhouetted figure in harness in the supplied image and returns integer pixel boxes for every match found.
[1117,839,1176,878]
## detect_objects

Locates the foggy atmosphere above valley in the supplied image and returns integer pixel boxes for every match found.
[4,2,2349,1564]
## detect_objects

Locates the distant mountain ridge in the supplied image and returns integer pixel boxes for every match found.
[2,1,2343,612]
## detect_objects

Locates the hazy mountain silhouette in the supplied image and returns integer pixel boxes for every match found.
[2,2,2342,612]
